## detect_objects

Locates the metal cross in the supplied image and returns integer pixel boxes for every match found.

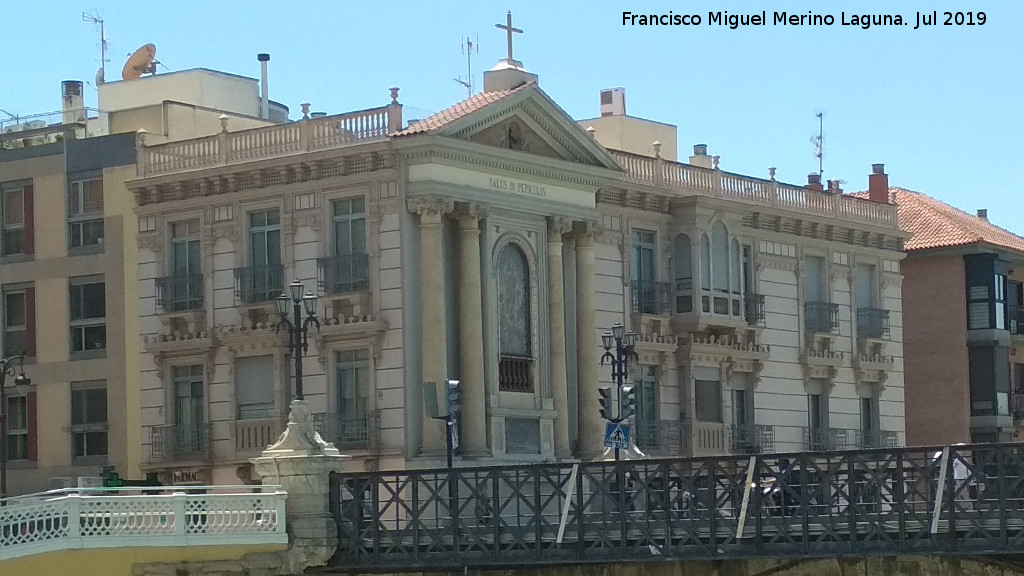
[495,11,523,62]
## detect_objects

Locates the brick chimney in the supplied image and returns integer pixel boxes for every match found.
[977,209,988,221]
[806,173,823,191]
[868,163,889,204]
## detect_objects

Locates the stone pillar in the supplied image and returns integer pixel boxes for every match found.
[252,400,349,574]
[458,203,488,456]
[574,222,603,458]
[548,217,572,458]
[409,196,454,456]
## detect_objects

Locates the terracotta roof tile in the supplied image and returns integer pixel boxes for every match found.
[391,83,533,137]
[851,187,1024,253]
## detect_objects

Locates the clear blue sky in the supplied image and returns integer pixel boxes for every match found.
[3,1,1021,232]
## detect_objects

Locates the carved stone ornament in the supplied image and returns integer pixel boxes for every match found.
[456,201,490,223]
[547,216,573,238]
[407,196,455,217]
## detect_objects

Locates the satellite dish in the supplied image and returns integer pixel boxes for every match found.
[122,44,157,81]
[95,67,105,86]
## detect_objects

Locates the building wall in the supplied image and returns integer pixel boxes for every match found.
[902,254,970,445]
[99,70,262,119]
[580,115,678,161]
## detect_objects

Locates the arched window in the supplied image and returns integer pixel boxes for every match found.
[712,222,729,292]
[699,234,711,291]
[497,244,532,392]
[674,234,693,313]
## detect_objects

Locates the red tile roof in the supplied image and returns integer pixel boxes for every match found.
[852,187,1024,253]
[390,83,533,137]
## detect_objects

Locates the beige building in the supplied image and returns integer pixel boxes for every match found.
[125,54,908,484]
[0,65,284,495]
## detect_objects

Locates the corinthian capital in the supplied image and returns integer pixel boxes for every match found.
[547,216,573,238]
[407,195,455,217]
[455,201,490,222]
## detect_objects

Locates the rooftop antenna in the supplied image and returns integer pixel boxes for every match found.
[82,11,110,85]
[454,35,479,97]
[810,111,824,178]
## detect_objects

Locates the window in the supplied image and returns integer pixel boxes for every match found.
[68,178,104,248]
[694,379,722,422]
[165,220,202,311]
[634,366,657,448]
[3,287,34,358]
[71,383,108,458]
[711,222,729,293]
[2,184,29,256]
[855,263,877,309]
[236,356,275,419]
[325,197,368,293]
[335,349,371,445]
[995,274,1007,330]
[804,255,826,302]
[631,230,657,314]
[673,233,693,313]
[497,244,532,392]
[1010,281,1023,334]
[732,389,750,427]
[241,209,282,303]
[172,365,205,454]
[5,395,28,461]
[70,279,105,353]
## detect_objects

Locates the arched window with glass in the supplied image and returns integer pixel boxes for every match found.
[497,243,533,392]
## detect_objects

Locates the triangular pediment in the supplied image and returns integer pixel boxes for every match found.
[434,85,622,170]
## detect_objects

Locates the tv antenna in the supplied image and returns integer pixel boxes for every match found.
[810,111,824,177]
[82,11,110,85]
[454,35,479,97]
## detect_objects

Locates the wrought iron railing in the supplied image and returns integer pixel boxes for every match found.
[155,274,204,312]
[854,429,900,449]
[744,293,765,326]
[631,280,671,315]
[332,442,1024,568]
[804,301,839,334]
[234,265,283,304]
[803,426,848,451]
[149,424,212,463]
[730,424,775,454]
[857,307,890,339]
[1010,304,1024,335]
[318,253,370,294]
[498,355,533,393]
[635,419,682,453]
[314,410,380,450]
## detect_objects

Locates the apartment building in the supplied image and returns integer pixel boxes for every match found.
[889,190,1024,445]
[125,51,907,485]
[0,66,283,495]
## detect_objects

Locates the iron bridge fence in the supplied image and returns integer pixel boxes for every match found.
[330,442,1024,569]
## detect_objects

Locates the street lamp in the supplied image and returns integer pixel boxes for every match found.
[1,353,31,499]
[275,280,320,401]
[600,322,638,461]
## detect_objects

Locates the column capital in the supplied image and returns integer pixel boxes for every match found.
[547,216,573,238]
[571,220,603,245]
[455,201,490,226]
[407,195,455,218]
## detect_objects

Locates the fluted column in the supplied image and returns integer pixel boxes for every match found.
[574,222,603,458]
[458,203,488,456]
[547,217,572,458]
[409,196,454,456]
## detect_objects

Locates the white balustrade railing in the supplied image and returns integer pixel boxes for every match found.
[0,486,287,561]
[607,150,898,228]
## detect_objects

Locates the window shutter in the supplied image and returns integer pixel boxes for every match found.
[23,184,34,255]
[25,287,35,357]
[27,391,37,461]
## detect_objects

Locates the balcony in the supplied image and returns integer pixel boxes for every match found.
[155,274,204,312]
[149,424,212,463]
[803,426,849,451]
[233,417,285,455]
[855,429,900,449]
[1010,305,1024,336]
[730,424,775,454]
[744,293,765,326]
[635,419,682,453]
[631,280,671,315]
[314,410,380,450]
[673,277,749,332]
[805,301,840,334]
[234,265,284,304]
[498,355,533,393]
[318,254,370,294]
[857,307,890,340]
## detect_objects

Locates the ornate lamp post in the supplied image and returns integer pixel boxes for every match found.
[275,280,321,401]
[600,322,638,461]
[1,353,31,499]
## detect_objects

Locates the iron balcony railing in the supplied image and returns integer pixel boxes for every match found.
[635,419,682,453]
[314,410,380,450]
[631,280,671,315]
[149,423,212,463]
[804,301,840,334]
[855,429,900,449]
[857,307,890,339]
[744,293,765,326]
[1010,304,1024,335]
[318,253,370,294]
[730,424,775,454]
[155,274,204,312]
[803,426,849,451]
[498,355,533,393]
[234,264,283,304]
[331,441,1024,568]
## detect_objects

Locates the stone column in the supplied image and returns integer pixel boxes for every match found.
[409,196,454,456]
[548,217,572,458]
[458,203,488,456]
[574,222,603,458]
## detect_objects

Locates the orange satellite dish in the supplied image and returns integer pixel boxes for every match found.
[122,44,157,81]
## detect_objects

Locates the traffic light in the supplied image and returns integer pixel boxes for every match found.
[446,379,461,417]
[599,386,613,420]
[620,386,637,420]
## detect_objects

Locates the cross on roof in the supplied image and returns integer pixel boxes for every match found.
[495,11,523,62]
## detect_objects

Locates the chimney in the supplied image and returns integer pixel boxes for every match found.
[689,144,712,169]
[61,80,86,139]
[600,88,626,117]
[977,209,988,221]
[806,173,823,191]
[867,163,889,203]
[827,179,843,194]
[257,53,270,119]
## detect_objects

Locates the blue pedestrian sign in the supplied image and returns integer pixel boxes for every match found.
[604,422,631,450]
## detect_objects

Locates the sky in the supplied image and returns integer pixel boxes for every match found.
[1,0,1022,232]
